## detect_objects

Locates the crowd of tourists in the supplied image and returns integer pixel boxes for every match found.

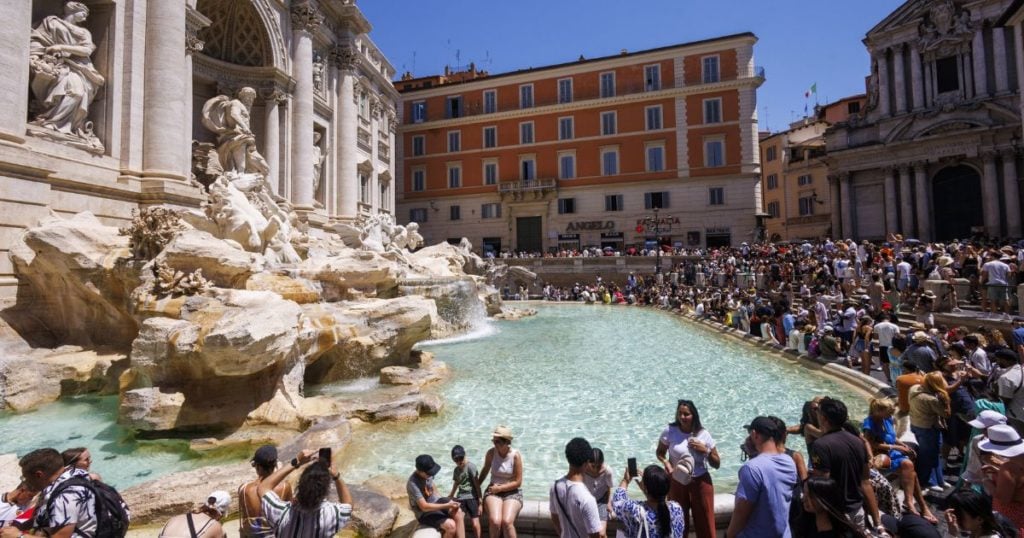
[6,392,1022,538]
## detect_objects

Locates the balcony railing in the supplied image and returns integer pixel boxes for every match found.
[498,178,557,202]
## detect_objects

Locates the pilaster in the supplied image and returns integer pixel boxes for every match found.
[333,42,360,220]
[893,44,907,114]
[1002,149,1021,237]
[913,162,932,241]
[876,51,891,116]
[828,173,842,239]
[994,25,1010,94]
[910,46,924,110]
[142,0,188,180]
[0,2,31,143]
[839,172,852,239]
[262,89,286,196]
[982,151,1000,237]
[899,165,913,235]
[883,166,899,234]
[973,23,988,97]
[289,2,324,211]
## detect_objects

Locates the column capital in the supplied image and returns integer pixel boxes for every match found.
[910,159,929,170]
[898,163,912,174]
[331,42,360,72]
[260,88,288,104]
[981,149,999,161]
[291,3,324,34]
[1000,146,1018,158]
[882,164,898,174]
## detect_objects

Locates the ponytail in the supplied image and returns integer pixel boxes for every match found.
[655,498,671,537]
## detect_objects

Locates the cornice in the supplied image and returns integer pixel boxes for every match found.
[398,77,763,132]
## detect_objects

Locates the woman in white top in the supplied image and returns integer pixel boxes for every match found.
[477,425,523,538]
[655,400,719,538]
[582,448,615,535]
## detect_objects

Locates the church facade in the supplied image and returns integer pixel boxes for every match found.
[825,0,1022,242]
[0,0,398,298]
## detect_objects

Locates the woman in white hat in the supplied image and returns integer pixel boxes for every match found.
[979,424,1024,535]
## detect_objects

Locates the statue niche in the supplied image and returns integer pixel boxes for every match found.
[28,1,105,153]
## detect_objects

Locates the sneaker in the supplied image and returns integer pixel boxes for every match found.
[927,485,945,492]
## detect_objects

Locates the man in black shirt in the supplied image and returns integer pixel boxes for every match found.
[809,397,883,534]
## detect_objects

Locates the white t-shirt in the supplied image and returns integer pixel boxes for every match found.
[983,260,1011,286]
[549,479,601,538]
[581,466,615,503]
[897,261,912,280]
[997,365,1024,420]
[873,321,900,347]
[660,425,716,477]
[841,307,857,332]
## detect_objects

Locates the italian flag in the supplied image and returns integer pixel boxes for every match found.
[804,83,817,98]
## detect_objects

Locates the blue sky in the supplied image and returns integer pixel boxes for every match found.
[360,0,902,133]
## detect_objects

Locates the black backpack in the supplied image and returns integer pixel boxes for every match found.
[41,476,130,538]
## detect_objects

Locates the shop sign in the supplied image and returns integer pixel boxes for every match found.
[601,232,624,239]
[558,234,580,240]
[566,220,615,232]
[706,227,730,234]
[635,216,680,226]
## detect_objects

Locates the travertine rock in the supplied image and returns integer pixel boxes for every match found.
[303,296,436,383]
[0,349,126,411]
[245,273,320,304]
[155,229,264,288]
[334,386,442,423]
[8,212,140,348]
[297,250,400,300]
[121,462,251,524]
[379,361,449,387]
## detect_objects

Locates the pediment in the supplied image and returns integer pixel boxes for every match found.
[357,159,374,174]
[868,0,933,36]
[867,0,974,47]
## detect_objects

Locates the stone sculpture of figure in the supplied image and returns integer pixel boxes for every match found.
[312,131,326,198]
[28,1,105,152]
[866,58,879,111]
[201,87,270,177]
[406,222,424,250]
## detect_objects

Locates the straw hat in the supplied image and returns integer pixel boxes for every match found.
[912,331,930,343]
[921,290,937,299]
[937,256,953,267]
[492,425,514,441]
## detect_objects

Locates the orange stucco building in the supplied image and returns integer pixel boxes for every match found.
[395,33,764,254]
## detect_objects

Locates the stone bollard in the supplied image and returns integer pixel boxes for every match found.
[922,279,953,311]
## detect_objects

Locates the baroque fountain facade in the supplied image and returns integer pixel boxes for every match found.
[0,1,512,530]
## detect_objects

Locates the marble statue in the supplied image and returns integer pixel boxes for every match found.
[406,222,424,250]
[201,87,270,177]
[313,131,326,198]
[28,1,105,153]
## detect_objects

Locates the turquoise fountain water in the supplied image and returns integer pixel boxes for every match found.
[335,304,867,499]
[0,396,220,489]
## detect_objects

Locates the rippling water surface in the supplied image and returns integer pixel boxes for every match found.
[337,304,867,498]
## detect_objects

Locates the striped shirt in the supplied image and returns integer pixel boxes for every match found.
[261,491,351,538]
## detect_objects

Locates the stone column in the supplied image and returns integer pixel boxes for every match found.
[994,26,1010,94]
[333,43,359,220]
[877,51,891,116]
[973,24,988,97]
[884,166,899,233]
[829,174,842,239]
[899,165,914,235]
[262,90,285,196]
[1003,149,1022,238]
[289,4,323,209]
[142,0,188,180]
[185,8,210,174]
[893,44,907,114]
[0,2,31,143]
[910,45,924,110]
[840,172,853,239]
[914,162,932,240]
[1016,21,1024,121]
[982,151,1001,237]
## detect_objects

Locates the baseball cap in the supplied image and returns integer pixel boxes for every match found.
[206,491,231,517]
[251,445,278,467]
[451,445,466,460]
[415,454,441,476]
[744,416,779,438]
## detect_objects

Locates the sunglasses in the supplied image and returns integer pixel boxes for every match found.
[492,438,509,445]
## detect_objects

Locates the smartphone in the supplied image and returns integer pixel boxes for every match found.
[319,447,332,463]
[627,457,638,478]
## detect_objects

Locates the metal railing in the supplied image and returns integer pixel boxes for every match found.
[498,178,557,193]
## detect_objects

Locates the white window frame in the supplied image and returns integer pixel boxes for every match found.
[412,100,426,123]
[447,130,461,152]
[483,159,499,185]
[519,155,537,180]
[605,194,624,212]
[601,147,619,176]
[411,168,426,192]
[709,186,725,206]
[703,97,722,124]
[644,64,661,91]
[558,197,576,214]
[483,126,497,149]
[704,137,725,168]
[519,121,535,145]
[702,55,721,84]
[558,78,573,103]
[446,95,463,119]
[645,142,665,172]
[411,135,425,156]
[483,89,497,114]
[481,202,502,219]
[799,195,815,216]
[447,162,462,189]
[601,111,617,136]
[558,116,574,140]
[519,83,534,108]
[558,150,576,180]
[600,71,616,98]
[645,105,663,130]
